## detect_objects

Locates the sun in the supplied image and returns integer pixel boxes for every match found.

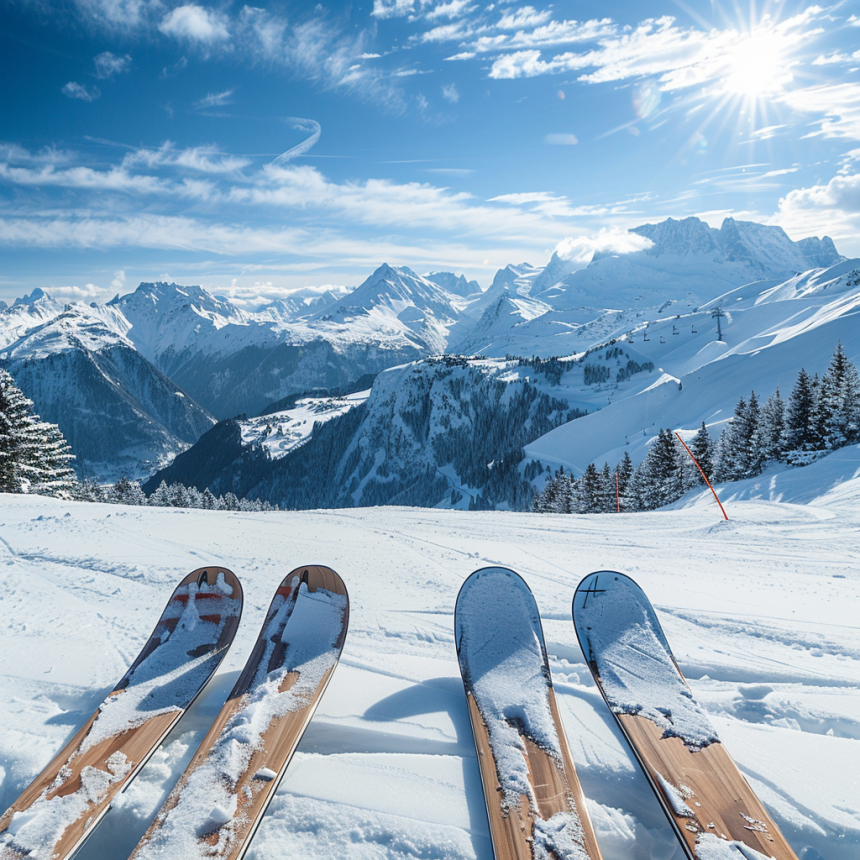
[722,29,794,99]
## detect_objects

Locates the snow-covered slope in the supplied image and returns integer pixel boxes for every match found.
[238,389,370,460]
[1,306,215,480]
[0,486,856,860]
[525,259,860,474]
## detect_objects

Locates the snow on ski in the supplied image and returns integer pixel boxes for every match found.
[0,567,243,860]
[129,564,349,860]
[455,567,603,860]
[572,571,798,860]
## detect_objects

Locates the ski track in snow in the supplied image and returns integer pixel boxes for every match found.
[0,484,858,860]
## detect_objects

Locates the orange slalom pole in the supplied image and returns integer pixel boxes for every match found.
[674,431,729,521]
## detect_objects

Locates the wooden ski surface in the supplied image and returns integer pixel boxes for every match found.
[456,567,603,860]
[130,564,349,860]
[0,566,243,860]
[573,570,798,860]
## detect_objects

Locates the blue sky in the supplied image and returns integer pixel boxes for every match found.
[1,0,859,304]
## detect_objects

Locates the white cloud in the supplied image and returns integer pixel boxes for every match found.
[122,142,250,173]
[487,11,817,92]
[372,0,415,19]
[554,228,654,263]
[62,81,101,101]
[779,82,860,140]
[73,0,154,30]
[426,1,475,21]
[442,83,459,103]
[192,88,236,110]
[159,4,230,43]
[775,171,860,250]
[545,133,578,145]
[50,283,104,299]
[497,6,552,30]
[271,118,321,164]
[111,269,126,292]
[94,51,132,78]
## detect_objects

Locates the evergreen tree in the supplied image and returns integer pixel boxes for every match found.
[0,369,77,496]
[688,422,714,483]
[741,391,764,478]
[600,462,616,512]
[148,480,172,506]
[782,368,821,463]
[640,429,685,508]
[576,463,603,513]
[615,452,634,511]
[758,388,785,462]
[819,342,860,449]
[111,476,146,505]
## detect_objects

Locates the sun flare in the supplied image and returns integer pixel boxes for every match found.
[723,30,793,98]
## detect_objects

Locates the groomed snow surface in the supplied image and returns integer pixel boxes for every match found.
[1,458,859,860]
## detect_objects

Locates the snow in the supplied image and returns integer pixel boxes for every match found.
[239,391,369,460]
[0,481,858,860]
[574,572,719,749]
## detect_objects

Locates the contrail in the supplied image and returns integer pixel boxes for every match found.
[270,118,321,164]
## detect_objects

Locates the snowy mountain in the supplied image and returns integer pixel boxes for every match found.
[463,217,843,358]
[524,258,860,476]
[149,347,660,509]
[0,305,215,480]
[423,271,482,297]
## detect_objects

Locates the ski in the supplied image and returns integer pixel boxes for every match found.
[129,564,349,860]
[0,566,243,860]
[455,567,603,860]
[573,571,798,860]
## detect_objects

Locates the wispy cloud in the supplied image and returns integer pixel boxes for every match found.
[779,82,860,140]
[62,81,101,101]
[441,83,459,103]
[93,51,132,79]
[776,170,860,243]
[271,119,321,164]
[193,88,236,111]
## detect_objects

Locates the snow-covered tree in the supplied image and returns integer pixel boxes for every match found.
[687,422,714,484]
[819,342,860,449]
[110,476,146,505]
[758,388,785,462]
[615,452,634,511]
[576,463,603,513]
[0,368,77,496]
[782,368,821,464]
[637,429,685,509]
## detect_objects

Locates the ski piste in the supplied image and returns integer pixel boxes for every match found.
[129,564,349,860]
[455,567,603,860]
[0,566,243,860]
[573,571,798,860]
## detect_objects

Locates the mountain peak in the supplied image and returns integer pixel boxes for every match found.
[13,288,51,306]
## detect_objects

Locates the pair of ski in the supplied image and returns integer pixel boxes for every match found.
[0,565,349,860]
[456,567,798,860]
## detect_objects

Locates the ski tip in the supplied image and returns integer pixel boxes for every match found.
[454,566,544,656]
[571,571,675,666]
[179,566,244,604]
[282,564,348,602]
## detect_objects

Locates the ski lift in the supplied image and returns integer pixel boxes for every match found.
[672,325,679,335]
[659,336,666,344]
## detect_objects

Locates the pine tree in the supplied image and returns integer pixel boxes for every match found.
[148,480,172,506]
[714,396,745,483]
[615,452,634,511]
[819,342,860,449]
[688,422,714,483]
[758,387,785,461]
[742,391,764,478]
[576,463,603,513]
[0,369,77,496]
[782,368,821,464]
[600,462,616,512]
[111,476,146,505]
